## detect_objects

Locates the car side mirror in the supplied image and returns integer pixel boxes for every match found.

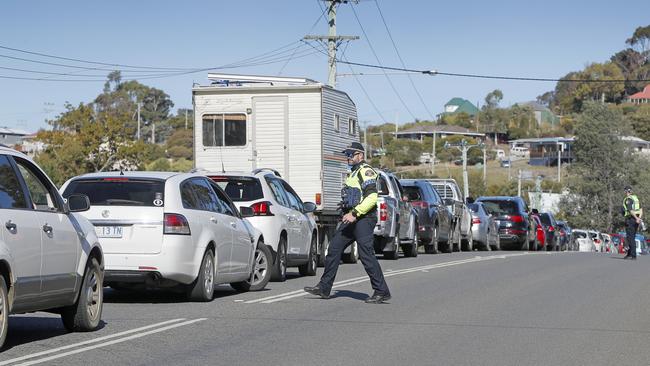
[303,202,317,213]
[67,194,90,212]
[240,206,255,218]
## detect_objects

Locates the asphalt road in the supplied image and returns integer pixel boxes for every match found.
[2,250,650,366]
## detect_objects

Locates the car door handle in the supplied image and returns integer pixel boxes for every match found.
[43,224,53,234]
[230,222,237,228]
[210,217,218,224]
[5,220,16,231]
[287,216,297,222]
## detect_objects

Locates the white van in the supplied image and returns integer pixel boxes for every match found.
[510,146,530,157]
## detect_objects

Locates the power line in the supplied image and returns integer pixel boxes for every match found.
[373,0,435,120]
[342,54,388,123]
[278,1,329,75]
[349,3,416,120]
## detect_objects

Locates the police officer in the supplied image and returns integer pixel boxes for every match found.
[623,185,642,260]
[304,142,391,303]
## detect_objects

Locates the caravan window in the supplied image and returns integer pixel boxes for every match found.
[334,114,340,132]
[348,118,357,136]
[202,113,246,147]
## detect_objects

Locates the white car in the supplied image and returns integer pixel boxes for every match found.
[0,147,104,349]
[572,229,596,252]
[60,171,270,301]
[587,230,605,252]
[206,169,318,282]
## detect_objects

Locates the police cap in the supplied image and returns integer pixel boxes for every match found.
[624,185,633,193]
[342,142,365,157]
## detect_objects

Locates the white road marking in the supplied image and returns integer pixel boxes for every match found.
[0,319,186,366]
[234,299,244,302]
[257,253,529,304]
[12,318,207,366]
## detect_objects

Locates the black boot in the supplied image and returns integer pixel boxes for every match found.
[303,285,330,299]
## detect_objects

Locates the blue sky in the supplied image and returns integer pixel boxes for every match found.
[1,0,648,132]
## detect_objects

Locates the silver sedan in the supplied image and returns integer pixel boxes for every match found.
[468,202,500,251]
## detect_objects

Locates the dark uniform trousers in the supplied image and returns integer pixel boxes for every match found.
[625,216,638,257]
[318,214,390,296]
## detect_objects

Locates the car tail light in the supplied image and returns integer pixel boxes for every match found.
[472,218,481,224]
[507,215,524,223]
[315,193,322,206]
[548,226,555,232]
[410,201,428,209]
[250,201,274,216]
[164,213,191,235]
[379,202,388,221]
[103,177,129,182]
[594,239,601,244]
[208,176,228,182]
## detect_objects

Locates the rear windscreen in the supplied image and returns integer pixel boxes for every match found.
[63,178,165,206]
[210,176,263,202]
[540,214,552,225]
[468,203,479,212]
[574,232,587,238]
[403,186,423,201]
[479,200,518,215]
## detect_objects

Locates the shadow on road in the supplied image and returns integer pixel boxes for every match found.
[4,317,106,351]
[103,285,243,304]
[331,289,369,301]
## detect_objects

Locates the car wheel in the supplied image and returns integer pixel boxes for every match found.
[271,237,287,282]
[298,234,318,276]
[462,230,473,251]
[61,257,103,332]
[187,249,215,302]
[342,241,359,263]
[403,230,419,258]
[231,241,272,292]
[425,225,439,254]
[0,276,8,350]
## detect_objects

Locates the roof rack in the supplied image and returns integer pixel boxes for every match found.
[251,168,282,177]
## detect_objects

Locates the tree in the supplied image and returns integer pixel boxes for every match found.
[626,25,650,59]
[386,139,423,165]
[484,89,503,109]
[536,91,555,108]
[560,102,633,232]
[574,62,625,104]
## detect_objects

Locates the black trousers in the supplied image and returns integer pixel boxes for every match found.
[318,215,390,296]
[625,217,638,257]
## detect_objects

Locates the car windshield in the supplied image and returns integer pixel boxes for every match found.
[479,200,518,215]
[540,213,552,226]
[209,176,263,202]
[63,178,165,206]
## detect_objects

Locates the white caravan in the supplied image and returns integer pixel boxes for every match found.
[193,74,360,264]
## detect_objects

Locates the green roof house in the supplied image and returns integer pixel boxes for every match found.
[443,98,479,116]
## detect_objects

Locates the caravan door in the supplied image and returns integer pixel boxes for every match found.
[252,96,289,176]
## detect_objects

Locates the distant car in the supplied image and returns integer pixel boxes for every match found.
[538,212,560,251]
[61,171,270,301]
[467,202,500,251]
[556,220,571,251]
[500,159,511,168]
[206,169,318,280]
[400,180,453,254]
[475,196,536,250]
[572,229,596,252]
[587,230,605,252]
[0,147,104,349]
[610,233,625,254]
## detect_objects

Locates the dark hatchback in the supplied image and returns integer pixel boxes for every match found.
[538,212,560,251]
[476,196,535,250]
[400,179,453,253]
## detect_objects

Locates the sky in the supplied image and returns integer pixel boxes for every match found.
[1,0,649,133]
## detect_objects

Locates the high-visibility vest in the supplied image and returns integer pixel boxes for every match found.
[623,194,641,217]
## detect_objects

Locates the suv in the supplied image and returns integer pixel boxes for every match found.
[0,147,104,349]
[374,171,418,259]
[61,171,269,301]
[206,169,318,281]
[400,180,453,254]
[476,196,535,250]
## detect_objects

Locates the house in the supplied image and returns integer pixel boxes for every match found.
[443,98,479,116]
[0,126,29,147]
[625,84,650,104]
[395,124,485,141]
[521,101,560,126]
[621,136,650,155]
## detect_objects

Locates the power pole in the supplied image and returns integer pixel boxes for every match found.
[431,131,436,175]
[185,109,188,130]
[151,123,156,144]
[304,0,359,88]
[444,139,485,200]
[137,102,141,140]
[517,169,522,197]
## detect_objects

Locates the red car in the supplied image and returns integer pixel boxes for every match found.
[531,215,546,250]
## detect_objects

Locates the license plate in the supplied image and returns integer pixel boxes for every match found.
[95,226,123,238]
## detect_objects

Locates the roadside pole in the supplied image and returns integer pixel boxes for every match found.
[517,169,522,197]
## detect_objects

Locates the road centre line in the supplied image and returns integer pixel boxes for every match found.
[259,253,529,304]
[0,319,186,366]
[11,318,207,366]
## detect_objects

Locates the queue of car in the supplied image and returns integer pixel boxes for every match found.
[0,145,598,350]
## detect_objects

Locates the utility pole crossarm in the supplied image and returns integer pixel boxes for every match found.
[303,35,360,41]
